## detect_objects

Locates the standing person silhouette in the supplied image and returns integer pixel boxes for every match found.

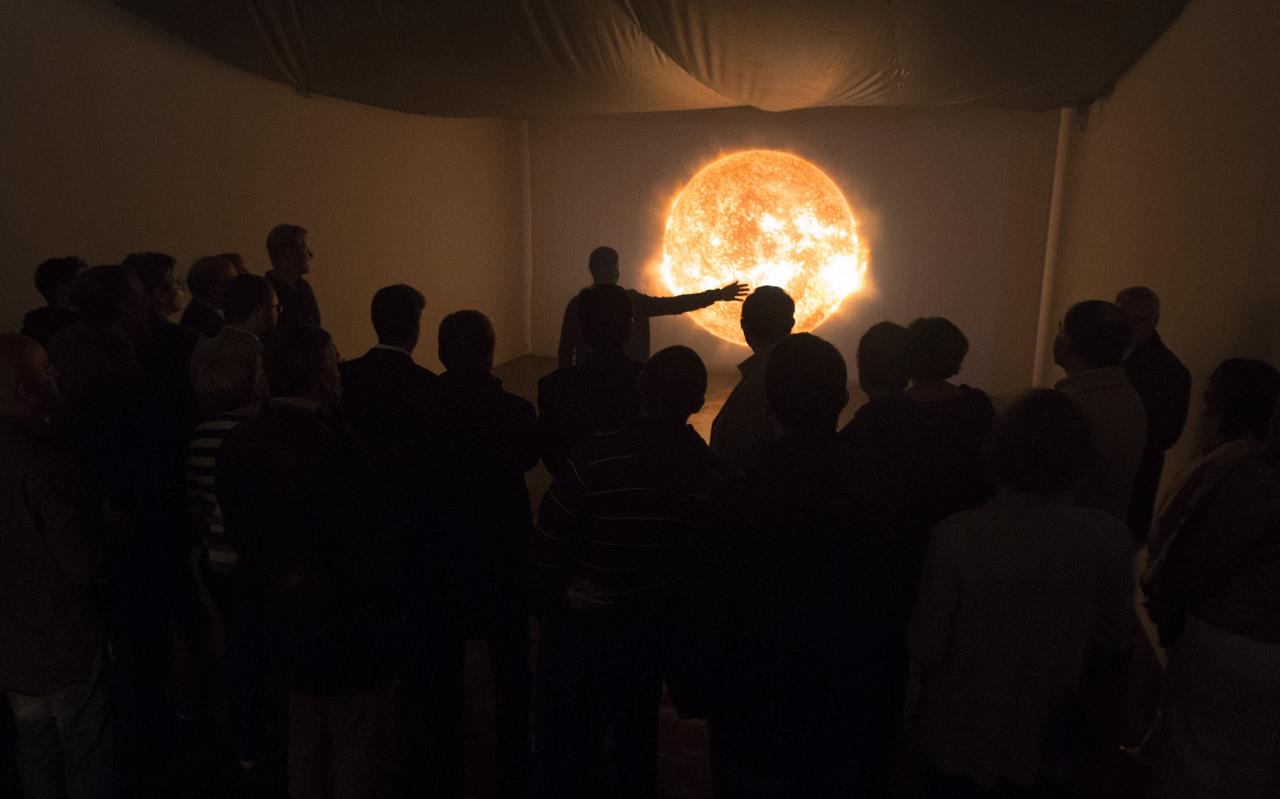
[556,246,746,366]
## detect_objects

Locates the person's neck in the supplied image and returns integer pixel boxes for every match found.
[639,410,690,427]
[747,337,782,356]
[907,380,960,401]
[0,403,38,419]
[270,268,301,286]
[864,385,904,401]
[374,342,415,356]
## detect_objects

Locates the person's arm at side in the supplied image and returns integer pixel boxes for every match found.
[629,282,748,318]
[508,396,541,472]
[557,298,579,369]
[908,522,963,672]
[528,456,588,615]
[536,373,570,474]
[1164,461,1280,607]
[29,437,100,587]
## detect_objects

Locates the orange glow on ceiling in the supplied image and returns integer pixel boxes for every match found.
[660,149,869,345]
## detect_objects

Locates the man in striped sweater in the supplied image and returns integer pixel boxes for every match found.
[530,345,721,799]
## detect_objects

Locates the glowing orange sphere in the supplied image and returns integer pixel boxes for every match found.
[660,149,868,345]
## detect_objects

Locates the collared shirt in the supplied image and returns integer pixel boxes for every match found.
[222,325,261,345]
[372,343,414,357]
[1056,366,1148,522]
[273,396,325,413]
[709,342,778,477]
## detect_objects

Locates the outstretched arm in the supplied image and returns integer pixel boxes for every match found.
[630,282,748,318]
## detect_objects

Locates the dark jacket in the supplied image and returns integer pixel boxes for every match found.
[1124,332,1192,538]
[216,400,400,694]
[0,417,101,696]
[910,385,998,525]
[20,305,79,349]
[557,287,721,366]
[179,298,224,338]
[267,273,321,329]
[537,349,644,474]
[138,315,200,422]
[338,347,437,532]
[48,323,186,542]
[424,369,538,627]
[681,433,916,716]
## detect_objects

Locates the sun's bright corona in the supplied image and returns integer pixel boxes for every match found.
[660,149,869,345]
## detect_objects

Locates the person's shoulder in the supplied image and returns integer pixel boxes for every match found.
[538,364,577,393]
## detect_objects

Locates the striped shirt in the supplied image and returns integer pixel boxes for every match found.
[187,413,247,572]
[530,415,721,634]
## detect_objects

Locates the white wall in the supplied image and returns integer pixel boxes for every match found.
[0,0,529,369]
[1050,0,1280,473]
[529,107,1059,397]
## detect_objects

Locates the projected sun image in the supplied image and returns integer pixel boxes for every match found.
[660,150,869,345]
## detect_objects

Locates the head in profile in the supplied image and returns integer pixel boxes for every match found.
[740,286,795,353]
[765,333,849,436]
[371,284,425,353]
[857,321,912,396]
[1054,300,1132,373]
[639,345,706,423]
[576,283,633,354]
[264,324,340,410]
[34,256,88,310]
[266,224,312,281]
[907,317,969,387]
[0,334,60,419]
[222,274,277,340]
[588,246,620,285]
[1115,286,1160,349]
[124,251,183,318]
[71,264,151,336]
[439,310,496,373]
[990,389,1094,496]
[187,255,238,311]
[1202,359,1280,447]
[191,334,267,418]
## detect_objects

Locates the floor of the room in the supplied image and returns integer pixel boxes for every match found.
[0,355,1163,798]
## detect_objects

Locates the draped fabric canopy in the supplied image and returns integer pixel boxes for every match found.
[113,1,1188,117]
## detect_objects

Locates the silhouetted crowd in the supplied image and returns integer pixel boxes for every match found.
[2,232,1278,799]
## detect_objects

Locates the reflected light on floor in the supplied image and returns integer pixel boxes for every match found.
[659,149,869,345]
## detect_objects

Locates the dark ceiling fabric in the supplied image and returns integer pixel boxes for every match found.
[112,0,1188,117]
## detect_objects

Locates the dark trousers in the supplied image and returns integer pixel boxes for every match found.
[1127,449,1165,545]
[533,623,664,799]
[708,687,877,799]
[289,682,393,799]
[396,607,532,798]
[911,764,1071,798]
[8,652,114,799]
[206,571,283,765]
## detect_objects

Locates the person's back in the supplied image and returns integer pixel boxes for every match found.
[539,284,643,473]
[1116,287,1192,541]
[904,317,997,521]
[0,334,112,799]
[395,311,536,798]
[1055,300,1148,523]
[531,345,719,799]
[709,286,794,476]
[21,256,86,350]
[338,285,437,581]
[910,390,1134,793]
[693,334,914,796]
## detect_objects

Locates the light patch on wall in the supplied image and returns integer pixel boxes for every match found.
[658,149,869,345]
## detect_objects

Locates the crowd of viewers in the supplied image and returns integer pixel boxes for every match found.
[1,231,1277,799]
